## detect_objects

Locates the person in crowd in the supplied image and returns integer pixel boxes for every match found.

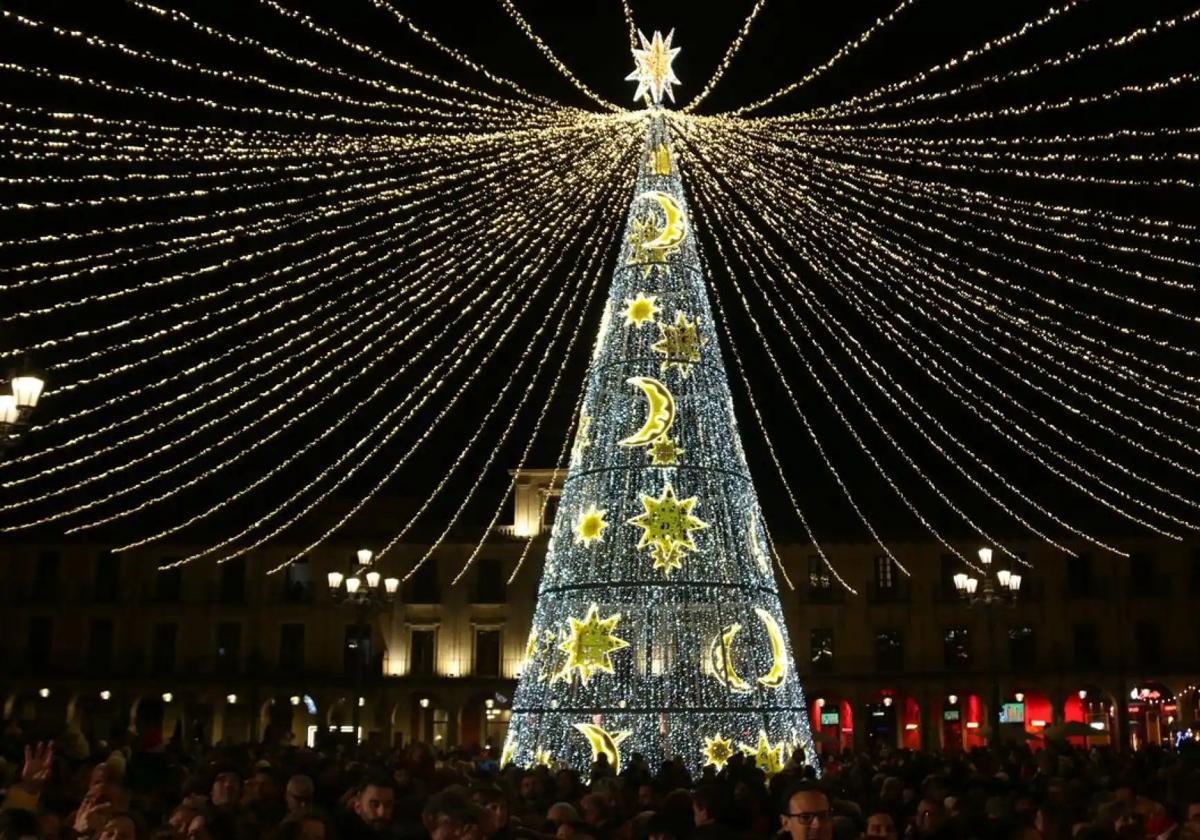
[780,782,835,840]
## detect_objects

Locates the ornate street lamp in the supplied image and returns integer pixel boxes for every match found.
[326,549,399,739]
[953,547,1022,746]
[1,368,44,450]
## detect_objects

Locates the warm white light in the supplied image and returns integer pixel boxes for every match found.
[966,722,980,729]
[1089,721,1106,731]
[99,690,111,701]
[882,696,893,707]
[37,687,50,699]
[1014,692,1025,703]
[357,549,374,566]
[419,697,430,709]
[1008,574,1022,592]
[1131,688,1139,700]
[978,547,993,565]
[948,694,958,705]
[226,694,237,704]
[965,577,978,595]
[161,692,173,703]
[1078,689,1088,700]
[358,696,365,707]
[953,572,968,593]
[365,571,381,589]
[485,699,495,709]
[997,569,1011,588]
[815,697,825,708]
[0,395,19,426]
[11,376,43,409]
[384,577,399,594]
[904,723,918,730]
[327,571,344,589]
[344,577,361,594]
[1031,720,1047,727]
[290,695,301,706]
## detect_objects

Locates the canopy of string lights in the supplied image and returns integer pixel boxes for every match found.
[1,0,1198,589]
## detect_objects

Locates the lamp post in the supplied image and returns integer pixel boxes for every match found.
[326,549,399,741]
[1,370,44,451]
[953,547,1022,748]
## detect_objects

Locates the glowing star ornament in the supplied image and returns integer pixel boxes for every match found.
[531,748,553,769]
[651,541,683,576]
[628,482,708,574]
[623,292,661,327]
[557,603,630,685]
[574,504,608,546]
[741,731,785,777]
[626,29,682,106]
[702,734,735,771]
[648,435,683,466]
[652,312,705,376]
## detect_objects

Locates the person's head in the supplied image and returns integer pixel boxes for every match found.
[243,768,280,807]
[209,771,241,808]
[353,776,396,831]
[277,815,327,840]
[1187,802,1200,825]
[580,793,611,827]
[545,803,580,837]
[914,798,944,835]
[470,789,508,832]
[285,776,315,814]
[519,774,543,803]
[0,809,42,840]
[692,785,730,828]
[779,783,833,840]
[866,812,897,839]
[638,783,659,811]
[424,792,483,840]
[97,813,140,840]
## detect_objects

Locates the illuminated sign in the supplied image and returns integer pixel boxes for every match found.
[943,709,961,722]
[1000,702,1025,724]
[820,711,840,726]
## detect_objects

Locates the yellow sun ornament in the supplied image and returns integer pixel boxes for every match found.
[648,435,682,466]
[740,731,785,777]
[575,505,608,546]
[627,483,707,576]
[557,603,629,685]
[702,734,735,771]
[624,292,660,327]
[652,312,705,377]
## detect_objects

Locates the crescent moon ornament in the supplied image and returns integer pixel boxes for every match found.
[754,608,789,689]
[573,723,630,773]
[619,376,675,447]
[705,623,753,694]
[639,190,688,252]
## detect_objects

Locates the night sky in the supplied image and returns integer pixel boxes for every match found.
[2,0,1199,552]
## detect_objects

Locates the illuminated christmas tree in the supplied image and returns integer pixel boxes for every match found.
[502,32,816,776]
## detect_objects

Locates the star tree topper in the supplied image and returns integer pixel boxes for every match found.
[626,30,682,105]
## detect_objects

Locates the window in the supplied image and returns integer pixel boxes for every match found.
[151,623,177,674]
[1073,623,1099,668]
[27,617,53,670]
[810,628,835,674]
[1008,626,1036,670]
[943,628,970,670]
[409,563,440,604]
[542,492,560,528]
[215,622,242,674]
[875,630,904,672]
[1128,552,1159,597]
[279,623,305,672]
[1134,621,1162,668]
[474,558,506,604]
[32,551,59,602]
[86,619,114,671]
[410,629,436,676]
[808,556,833,598]
[219,556,246,603]
[94,553,120,603]
[874,555,897,593]
[282,557,312,603]
[475,629,502,677]
[155,566,182,603]
[1066,555,1094,598]
[344,624,373,677]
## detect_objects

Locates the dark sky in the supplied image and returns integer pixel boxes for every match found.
[2,0,1199,552]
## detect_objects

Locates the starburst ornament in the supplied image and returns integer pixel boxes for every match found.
[575,504,608,546]
[557,603,630,685]
[628,482,707,575]
[652,311,705,376]
[626,29,682,105]
[702,734,735,771]
[623,292,660,327]
[740,731,785,777]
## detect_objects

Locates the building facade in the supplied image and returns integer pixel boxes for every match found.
[2,469,1198,756]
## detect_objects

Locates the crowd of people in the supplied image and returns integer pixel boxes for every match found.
[3,724,1200,840]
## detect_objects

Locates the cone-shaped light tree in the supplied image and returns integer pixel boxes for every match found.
[503,32,817,777]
